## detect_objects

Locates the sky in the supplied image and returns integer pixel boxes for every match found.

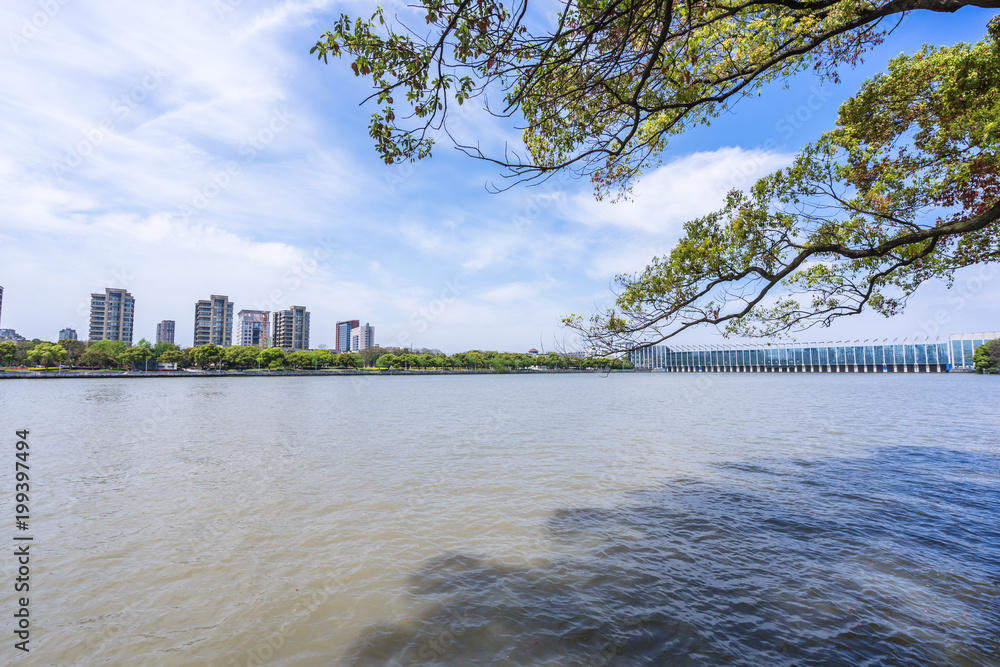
[0,1,997,353]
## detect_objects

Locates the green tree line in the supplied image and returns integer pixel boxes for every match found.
[0,339,632,372]
[974,340,1000,374]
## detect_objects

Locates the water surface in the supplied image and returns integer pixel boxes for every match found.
[1,373,997,666]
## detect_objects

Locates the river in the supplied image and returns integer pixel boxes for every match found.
[1,373,997,665]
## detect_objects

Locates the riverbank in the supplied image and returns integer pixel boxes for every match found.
[0,368,634,379]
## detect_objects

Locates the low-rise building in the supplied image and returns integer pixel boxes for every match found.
[0,328,25,342]
[949,332,1000,369]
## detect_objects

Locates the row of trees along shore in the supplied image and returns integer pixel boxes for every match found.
[4,337,998,372]
[0,339,633,372]
[974,340,1000,373]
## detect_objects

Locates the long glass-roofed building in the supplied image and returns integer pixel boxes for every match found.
[628,332,1000,373]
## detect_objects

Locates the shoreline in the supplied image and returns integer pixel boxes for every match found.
[0,368,633,379]
[0,368,983,378]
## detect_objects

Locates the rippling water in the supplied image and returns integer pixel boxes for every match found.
[1,373,998,666]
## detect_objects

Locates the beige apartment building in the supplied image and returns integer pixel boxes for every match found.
[194,295,234,347]
[89,288,135,343]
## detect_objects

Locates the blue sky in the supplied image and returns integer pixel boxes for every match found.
[1,1,997,352]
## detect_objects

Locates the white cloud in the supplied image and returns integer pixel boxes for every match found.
[564,147,793,234]
[234,0,340,39]
[478,276,559,303]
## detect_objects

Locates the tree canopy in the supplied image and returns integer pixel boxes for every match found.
[27,342,67,368]
[0,341,16,366]
[973,338,1000,371]
[121,345,154,369]
[317,1,1000,351]
[191,343,223,369]
[569,26,1000,349]
[314,0,1000,196]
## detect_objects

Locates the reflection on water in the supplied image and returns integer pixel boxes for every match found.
[347,446,1000,666]
[0,373,997,666]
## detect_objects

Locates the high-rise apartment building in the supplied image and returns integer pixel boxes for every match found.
[350,322,375,352]
[89,288,135,343]
[156,320,175,345]
[59,328,78,341]
[193,295,234,347]
[273,306,309,352]
[236,310,269,347]
[336,319,359,353]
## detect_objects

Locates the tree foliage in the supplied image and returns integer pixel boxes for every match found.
[315,0,1000,197]
[372,348,630,369]
[121,346,154,369]
[257,347,286,369]
[223,346,260,370]
[152,340,179,357]
[319,1,1000,349]
[90,339,128,357]
[0,341,16,366]
[567,25,1000,351]
[284,350,314,369]
[973,338,1000,372]
[27,342,67,368]
[158,349,188,366]
[79,347,117,369]
[191,343,222,369]
[59,339,88,364]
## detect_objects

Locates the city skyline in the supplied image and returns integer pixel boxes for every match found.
[2,280,389,351]
[0,277,995,354]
